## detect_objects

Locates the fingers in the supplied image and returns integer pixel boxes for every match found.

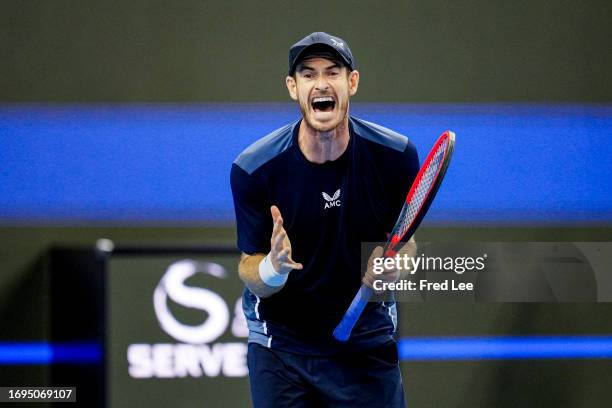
[277,248,303,270]
[270,205,282,223]
[270,205,286,247]
[280,261,303,271]
[367,246,384,265]
[271,206,286,254]
[401,236,417,258]
[269,205,302,272]
[366,246,384,277]
[362,271,383,294]
[272,228,286,252]
[278,247,290,259]
[364,246,398,294]
[363,270,393,294]
[271,213,283,238]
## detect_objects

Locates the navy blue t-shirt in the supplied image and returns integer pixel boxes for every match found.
[230,116,419,355]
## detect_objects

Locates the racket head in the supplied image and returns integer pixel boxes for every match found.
[385,130,455,255]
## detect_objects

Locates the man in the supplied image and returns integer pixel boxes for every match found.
[230,32,419,407]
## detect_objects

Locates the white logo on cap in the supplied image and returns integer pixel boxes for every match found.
[330,38,344,49]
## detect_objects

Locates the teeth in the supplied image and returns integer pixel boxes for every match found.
[312,96,334,103]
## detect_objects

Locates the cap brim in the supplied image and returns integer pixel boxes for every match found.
[289,44,352,75]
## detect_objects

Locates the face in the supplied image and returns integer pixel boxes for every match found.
[286,57,359,133]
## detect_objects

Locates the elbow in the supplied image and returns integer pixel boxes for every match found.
[238,252,264,285]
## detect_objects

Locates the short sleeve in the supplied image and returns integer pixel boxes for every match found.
[384,140,420,232]
[230,163,272,255]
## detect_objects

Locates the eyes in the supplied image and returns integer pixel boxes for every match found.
[300,70,341,80]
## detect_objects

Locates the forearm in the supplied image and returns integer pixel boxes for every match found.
[238,253,286,298]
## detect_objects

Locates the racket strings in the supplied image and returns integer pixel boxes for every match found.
[394,140,448,241]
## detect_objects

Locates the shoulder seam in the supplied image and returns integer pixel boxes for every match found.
[234,120,299,174]
[350,116,409,152]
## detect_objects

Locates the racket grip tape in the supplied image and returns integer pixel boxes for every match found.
[333,284,374,341]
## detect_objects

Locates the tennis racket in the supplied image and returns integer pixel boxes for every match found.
[333,130,455,341]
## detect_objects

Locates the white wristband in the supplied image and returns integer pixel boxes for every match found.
[259,254,289,287]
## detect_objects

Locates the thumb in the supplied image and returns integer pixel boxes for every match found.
[368,245,384,264]
[372,246,384,258]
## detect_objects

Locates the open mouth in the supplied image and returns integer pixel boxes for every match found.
[311,96,336,113]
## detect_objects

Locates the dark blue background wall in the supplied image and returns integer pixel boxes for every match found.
[2,104,610,224]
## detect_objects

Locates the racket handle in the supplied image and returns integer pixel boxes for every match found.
[333,285,374,342]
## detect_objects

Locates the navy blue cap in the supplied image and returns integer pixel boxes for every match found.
[288,32,355,75]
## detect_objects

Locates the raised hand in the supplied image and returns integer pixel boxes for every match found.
[269,205,303,273]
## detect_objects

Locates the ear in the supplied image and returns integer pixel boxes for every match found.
[348,70,359,96]
[286,76,298,101]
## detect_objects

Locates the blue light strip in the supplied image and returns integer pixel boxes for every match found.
[1,103,611,224]
[0,342,102,365]
[398,336,612,360]
[4,337,612,364]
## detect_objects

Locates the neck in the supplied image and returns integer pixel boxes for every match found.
[298,117,350,164]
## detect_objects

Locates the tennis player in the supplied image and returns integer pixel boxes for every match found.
[230,32,419,407]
